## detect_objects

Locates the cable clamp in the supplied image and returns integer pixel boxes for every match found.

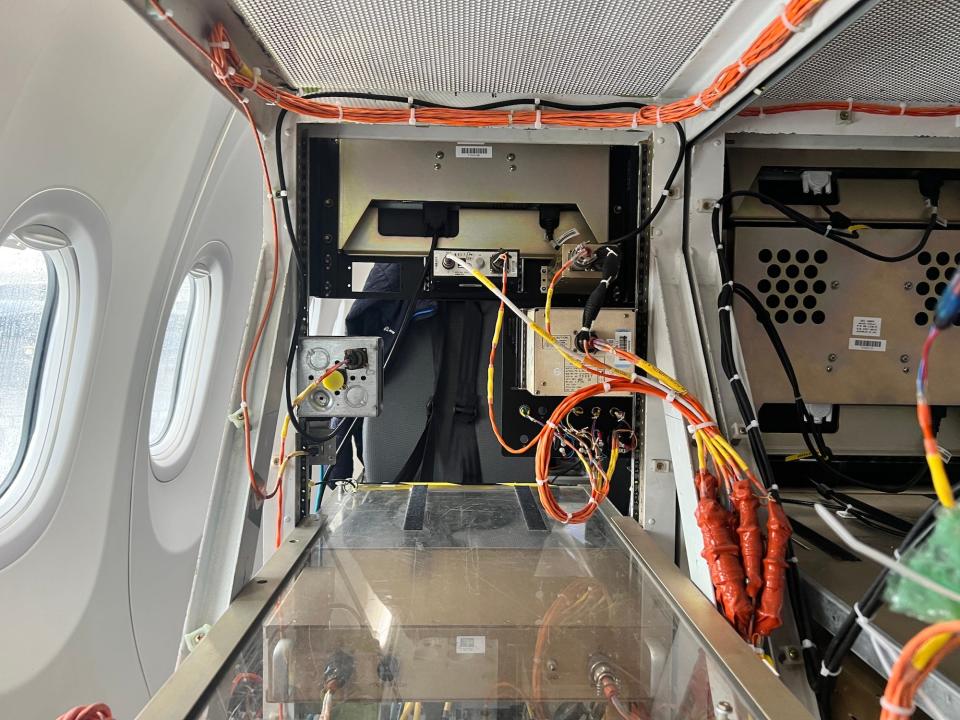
[631,112,639,130]
[819,662,842,678]
[823,224,833,237]
[251,67,261,91]
[687,421,717,435]
[655,106,663,128]
[719,305,733,313]
[209,41,230,49]
[879,698,915,717]
[801,639,815,650]
[737,58,748,75]
[780,6,801,33]
[745,419,759,431]
[227,404,247,429]
[534,98,542,129]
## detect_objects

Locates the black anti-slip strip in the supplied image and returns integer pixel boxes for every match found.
[515,486,549,531]
[403,485,428,531]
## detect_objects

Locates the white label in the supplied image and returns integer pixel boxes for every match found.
[852,316,882,337]
[613,330,633,369]
[848,337,887,352]
[456,635,486,654]
[456,145,493,159]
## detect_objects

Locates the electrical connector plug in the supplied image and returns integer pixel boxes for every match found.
[343,348,368,370]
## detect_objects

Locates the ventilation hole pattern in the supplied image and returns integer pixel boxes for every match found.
[914,251,960,327]
[755,248,829,325]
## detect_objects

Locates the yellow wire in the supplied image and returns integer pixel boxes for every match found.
[913,633,953,671]
[399,704,412,720]
[926,452,955,508]
[413,703,422,720]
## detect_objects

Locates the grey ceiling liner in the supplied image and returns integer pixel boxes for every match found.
[229,0,736,97]
[765,0,960,103]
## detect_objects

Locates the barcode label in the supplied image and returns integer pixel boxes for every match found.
[848,337,887,352]
[613,330,633,369]
[456,635,485,654]
[456,145,493,158]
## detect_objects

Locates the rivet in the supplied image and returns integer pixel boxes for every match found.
[507,153,516,161]
[825,365,833,373]
[900,354,910,363]
[509,165,517,172]
[434,163,442,171]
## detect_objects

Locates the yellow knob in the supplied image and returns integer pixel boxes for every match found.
[321,369,346,392]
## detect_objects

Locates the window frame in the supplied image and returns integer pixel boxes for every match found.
[149,264,215,479]
[0,251,59,497]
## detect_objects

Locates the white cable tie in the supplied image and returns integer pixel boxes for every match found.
[823,224,833,237]
[631,112,638,129]
[719,305,733,313]
[801,639,815,650]
[664,390,677,404]
[758,106,765,118]
[227,406,246,429]
[630,373,642,383]
[729,373,741,383]
[408,98,416,125]
[846,98,854,113]
[661,188,671,197]
[769,483,779,493]
[546,420,557,430]
[819,662,842,678]
[209,41,230,49]
[535,98,542,129]
[893,549,902,562]
[780,6,800,33]
[251,67,261,91]
[562,511,572,524]
[879,698,915,718]
[153,7,174,20]
[687,421,718,435]
[787,556,799,564]
[600,277,611,287]
[693,94,704,109]
[716,243,724,251]
[852,602,873,629]
[536,477,547,486]
[737,59,748,75]
[725,280,735,287]
[655,106,663,128]
[605,247,619,257]
[336,103,344,121]
[899,101,908,116]
[745,419,759,431]
[240,96,250,105]
[226,66,236,77]
[603,382,612,393]
[508,110,514,127]
[588,496,598,506]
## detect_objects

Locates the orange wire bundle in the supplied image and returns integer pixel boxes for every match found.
[880,622,960,719]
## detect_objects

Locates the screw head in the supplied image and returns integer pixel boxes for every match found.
[435,150,444,160]
[903,366,911,373]
[646,518,656,526]
[507,152,516,161]
[656,136,665,144]
[546,659,558,672]
[715,700,733,716]
[900,354,910,363]
[433,163,442,171]
[904,281,913,290]
[828,353,837,362]
[324,198,334,208]
[831,280,840,289]
[508,165,517,172]
[613,204,623,214]
[787,647,800,660]
[825,365,833,373]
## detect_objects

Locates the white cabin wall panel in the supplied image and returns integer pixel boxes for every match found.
[0,0,256,718]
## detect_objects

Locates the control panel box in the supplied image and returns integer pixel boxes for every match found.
[298,336,383,417]
[549,242,605,293]
[432,249,519,278]
[524,308,636,396]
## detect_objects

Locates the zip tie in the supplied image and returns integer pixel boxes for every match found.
[716,243,723,250]
[209,41,230,49]
[693,94,704,109]
[336,103,344,121]
[758,106,765,118]
[899,101,907,116]
[631,112,639,129]
[250,67,261,91]
[508,110,514,127]
[819,662,842,678]
[893,549,902,562]
[546,420,557,430]
[227,403,247,429]
[801,639,816,650]
[787,556,799,564]
[603,382,612,393]
[719,305,733,313]
[846,98,854,114]
[726,280,734,287]
[879,698,915,717]
[588,496,598,506]
[408,98,416,125]
[655,106,663,128]
[664,390,677,404]
[823,224,833,237]
[852,602,873,628]
[536,477,546,486]
[562,511,572,524]
[729,373,742,383]
[688,421,718,435]
[534,98,542,129]
[780,6,800,33]
[661,188,671,197]
[769,483,780,492]
[737,58,748,75]
[745,419,759,431]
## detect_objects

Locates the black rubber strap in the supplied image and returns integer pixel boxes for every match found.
[515,486,549,531]
[403,485,429,531]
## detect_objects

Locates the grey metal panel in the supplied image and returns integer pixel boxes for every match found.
[765,0,960,102]
[228,0,736,96]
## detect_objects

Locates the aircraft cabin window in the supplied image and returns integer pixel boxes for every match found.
[149,268,212,452]
[0,243,57,495]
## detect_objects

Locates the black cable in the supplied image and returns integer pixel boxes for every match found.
[605,122,687,246]
[815,487,954,709]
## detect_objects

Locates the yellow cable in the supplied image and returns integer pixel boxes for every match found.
[926,452,955,508]
[913,632,953,671]
[413,703,422,720]
[784,451,812,462]
[399,704,412,720]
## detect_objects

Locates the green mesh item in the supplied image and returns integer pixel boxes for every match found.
[884,506,960,623]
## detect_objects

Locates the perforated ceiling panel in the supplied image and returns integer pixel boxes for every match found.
[765,0,960,103]
[229,0,736,97]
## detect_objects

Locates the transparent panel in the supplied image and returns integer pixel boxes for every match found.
[0,245,53,491]
[150,277,196,445]
[186,487,784,720]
